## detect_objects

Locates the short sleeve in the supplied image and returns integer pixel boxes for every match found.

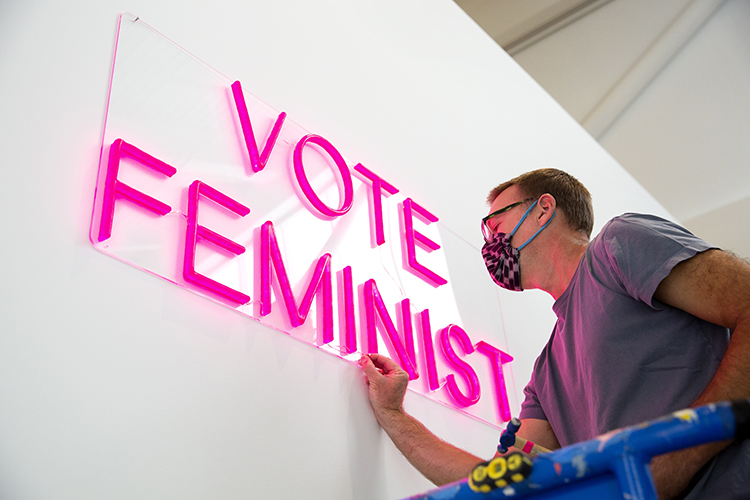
[519,357,548,421]
[596,214,716,309]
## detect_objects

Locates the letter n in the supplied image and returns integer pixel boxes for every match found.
[363,279,419,380]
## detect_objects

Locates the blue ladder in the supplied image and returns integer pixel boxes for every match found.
[402,399,750,500]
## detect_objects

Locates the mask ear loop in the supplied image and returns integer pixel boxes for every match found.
[509,200,538,238]
[518,210,556,251]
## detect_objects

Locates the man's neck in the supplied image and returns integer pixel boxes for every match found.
[551,242,587,300]
[530,233,588,300]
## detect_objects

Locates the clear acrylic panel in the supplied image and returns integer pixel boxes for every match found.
[91,13,518,428]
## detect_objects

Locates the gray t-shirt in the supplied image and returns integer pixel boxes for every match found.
[520,213,748,497]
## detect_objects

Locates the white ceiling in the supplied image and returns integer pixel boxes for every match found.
[455,0,750,259]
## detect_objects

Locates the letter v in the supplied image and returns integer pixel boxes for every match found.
[231,80,287,173]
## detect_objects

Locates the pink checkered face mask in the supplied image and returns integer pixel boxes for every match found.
[481,199,555,291]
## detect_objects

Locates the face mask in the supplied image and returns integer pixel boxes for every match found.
[482,199,555,291]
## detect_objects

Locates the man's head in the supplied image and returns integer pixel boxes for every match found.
[487,168,593,239]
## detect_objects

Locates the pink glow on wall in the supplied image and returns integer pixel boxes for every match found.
[231,80,287,173]
[293,134,354,218]
[440,325,480,407]
[420,309,441,391]
[92,15,519,428]
[98,138,177,242]
[353,164,399,246]
[402,198,447,287]
[475,341,514,422]
[183,180,251,305]
[260,221,334,343]
[363,279,419,380]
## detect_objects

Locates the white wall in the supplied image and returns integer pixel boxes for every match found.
[597,0,750,246]
[0,1,667,499]
[507,0,750,258]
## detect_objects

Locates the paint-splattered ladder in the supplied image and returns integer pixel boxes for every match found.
[403,399,750,500]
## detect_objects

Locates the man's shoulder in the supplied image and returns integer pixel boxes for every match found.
[600,213,678,236]
[595,213,695,249]
[586,213,709,278]
[588,212,716,293]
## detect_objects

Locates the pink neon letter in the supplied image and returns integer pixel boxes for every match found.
[402,198,447,287]
[340,266,357,354]
[183,180,251,305]
[353,164,399,246]
[439,325,480,407]
[400,299,415,364]
[475,341,514,422]
[98,139,177,242]
[363,279,418,380]
[293,134,354,218]
[260,221,333,344]
[420,309,440,391]
[231,81,287,173]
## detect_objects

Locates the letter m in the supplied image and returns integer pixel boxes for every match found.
[259,221,333,345]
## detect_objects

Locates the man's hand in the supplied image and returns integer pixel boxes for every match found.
[359,353,409,423]
[358,353,484,485]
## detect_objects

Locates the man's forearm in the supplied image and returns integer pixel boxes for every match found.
[649,441,728,500]
[692,322,750,408]
[651,320,750,499]
[376,407,483,486]
[650,251,750,499]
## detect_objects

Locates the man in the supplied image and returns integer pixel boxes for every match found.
[359,169,750,499]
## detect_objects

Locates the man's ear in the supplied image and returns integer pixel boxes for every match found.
[537,193,556,225]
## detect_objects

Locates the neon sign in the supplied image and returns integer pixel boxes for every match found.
[91,13,516,426]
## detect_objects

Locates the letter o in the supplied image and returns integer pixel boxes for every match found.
[293,134,354,217]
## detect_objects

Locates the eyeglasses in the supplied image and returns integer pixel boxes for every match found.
[481,198,533,243]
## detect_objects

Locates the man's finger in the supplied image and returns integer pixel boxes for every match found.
[359,355,384,381]
[368,353,402,374]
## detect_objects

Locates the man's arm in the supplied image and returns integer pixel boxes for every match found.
[359,354,482,486]
[359,353,561,485]
[359,353,482,485]
[651,249,750,499]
